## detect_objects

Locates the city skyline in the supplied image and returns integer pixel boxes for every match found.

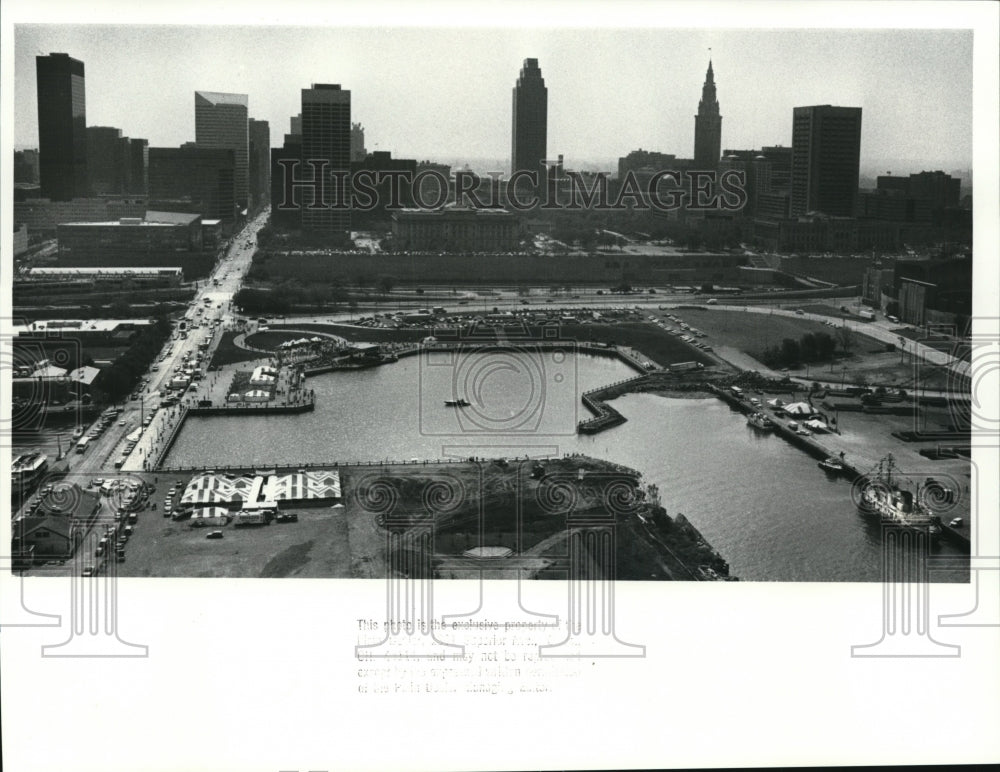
[14,26,972,176]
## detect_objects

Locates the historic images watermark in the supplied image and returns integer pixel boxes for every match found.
[418,321,579,438]
[5,471,149,657]
[849,463,967,658]
[2,320,84,452]
[851,315,999,655]
[274,159,749,214]
[353,453,647,666]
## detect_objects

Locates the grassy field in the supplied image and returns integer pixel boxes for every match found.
[555,323,715,367]
[678,308,863,356]
[263,320,716,368]
[269,322,434,344]
[209,331,269,368]
[674,308,953,388]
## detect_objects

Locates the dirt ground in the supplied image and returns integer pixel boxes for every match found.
[671,308,952,389]
[113,458,672,579]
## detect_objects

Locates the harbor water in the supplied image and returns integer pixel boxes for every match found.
[163,352,969,581]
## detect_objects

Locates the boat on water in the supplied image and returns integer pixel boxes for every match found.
[746,412,775,431]
[818,456,845,473]
[856,454,943,539]
[11,451,49,496]
[444,398,471,407]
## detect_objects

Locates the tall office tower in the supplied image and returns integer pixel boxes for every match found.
[272,114,303,228]
[790,105,862,217]
[760,145,792,191]
[300,83,351,238]
[693,60,722,169]
[148,146,236,222]
[248,118,271,212]
[36,53,89,200]
[195,91,249,210]
[86,126,129,194]
[511,58,547,177]
[129,138,149,195]
[350,123,367,162]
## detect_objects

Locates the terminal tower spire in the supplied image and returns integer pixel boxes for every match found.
[694,59,722,168]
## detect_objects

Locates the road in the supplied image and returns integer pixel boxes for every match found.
[68,209,270,477]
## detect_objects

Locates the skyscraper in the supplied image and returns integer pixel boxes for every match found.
[790,105,862,217]
[129,138,149,196]
[693,60,722,169]
[36,53,89,200]
[272,114,303,229]
[511,58,547,177]
[300,83,351,238]
[350,123,367,163]
[148,146,236,222]
[195,91,249,210]
[86,126,129,195]
[248,118,271,213]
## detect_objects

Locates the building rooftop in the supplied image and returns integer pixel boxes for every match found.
[13,319,154,334]
[195,91,249,107]
[27,267,183,276]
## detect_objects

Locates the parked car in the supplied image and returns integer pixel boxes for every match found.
[206,530,224,539]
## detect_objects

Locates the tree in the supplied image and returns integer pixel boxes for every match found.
[800,332,818,362]
[109,298,130,317]
[781,338,800,365]
[377,275,396,294]
[815,331,836,361]
[835,326,854,353]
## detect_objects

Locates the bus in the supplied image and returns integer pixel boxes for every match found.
[75,437,91,454]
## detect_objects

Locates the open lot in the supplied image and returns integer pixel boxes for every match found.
[667,308,952,389]
[111,458,710,579]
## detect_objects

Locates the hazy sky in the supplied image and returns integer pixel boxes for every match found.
[15,25,973,174]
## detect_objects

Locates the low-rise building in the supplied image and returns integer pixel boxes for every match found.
[57,210,202,255]
[13,223,29,256]
[392,206,519,251]
[21,266,183,289]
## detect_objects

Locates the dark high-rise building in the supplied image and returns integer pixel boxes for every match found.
[248,118,271,213]
[350,123,367,162]
[129,138,148,196]
[790,105,862,217]
[36,53,89,200]
[148,146,236,222]
[511,58,547,177]
[760,145,792,191]
[271,114,303,229]
[694,61,722,169]
[195,91,249,210]
[350,151,417,226]
[300,83,351,238]
[86,126,130,195]
[14,149,40,184]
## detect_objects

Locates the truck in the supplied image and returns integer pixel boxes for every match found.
[669,361,705,372]
[234,510,268,526]
[858,309,876,321]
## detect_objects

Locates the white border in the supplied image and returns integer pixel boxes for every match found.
[2,3,998,771]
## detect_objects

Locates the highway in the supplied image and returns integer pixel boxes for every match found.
[68,209,270,477]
